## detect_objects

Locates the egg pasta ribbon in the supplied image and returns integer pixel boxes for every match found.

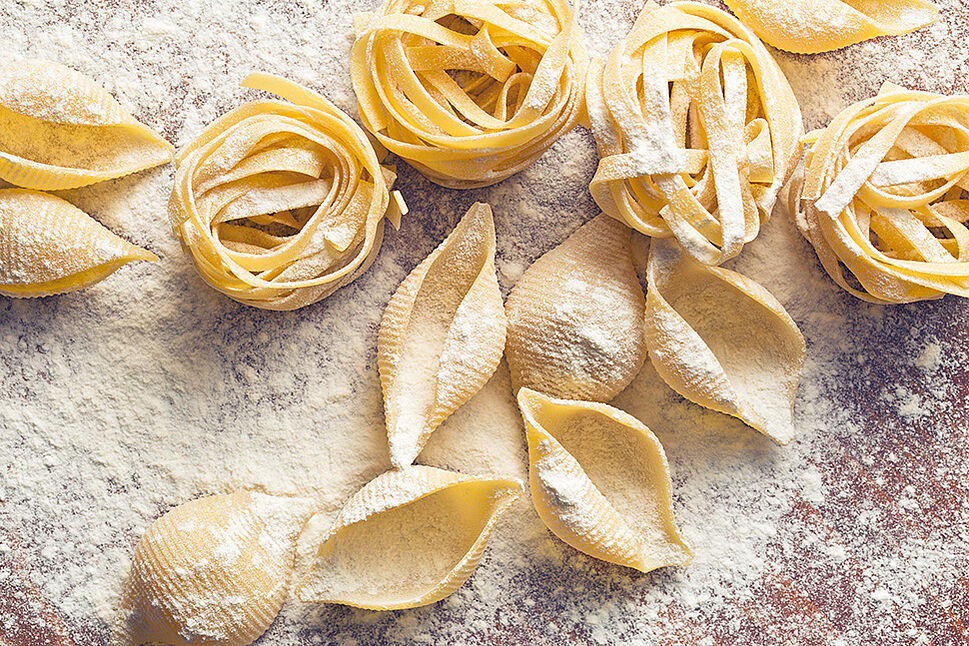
[724,0,939,54]
[351,0,587,188]
[587,1,802,266]
[170,73,406,310]
[789,84,969,304]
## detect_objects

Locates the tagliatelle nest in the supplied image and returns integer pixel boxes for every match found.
[587,1,802,266]
[170,73,406,311]
[350,0,587,189]
[789,84,969,304]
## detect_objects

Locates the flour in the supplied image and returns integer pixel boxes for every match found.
[1,0,968,644]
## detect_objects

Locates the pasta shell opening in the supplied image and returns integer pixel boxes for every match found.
[0,59,174,190]
[378,202,507,468]
[645,237,805,444]
[518,388,693,573]
[296,466,522,610]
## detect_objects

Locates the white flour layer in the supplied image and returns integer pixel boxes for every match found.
[1,1,968,645]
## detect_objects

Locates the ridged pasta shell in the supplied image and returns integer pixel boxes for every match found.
[587,1,802,266]
[789,84,969,304]
[378,202,507,468]
[645,238,805,444]
[351,0,587,188]
[0,59,174,190]
[517,388,693,573]
[171,73,406,310]
[295,465,523,610]
[505,214,647,402]
[0,188,156,298]
[110,491,316,646]
[724,0,939,54]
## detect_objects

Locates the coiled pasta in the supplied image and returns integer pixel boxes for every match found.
[170,73,406,310]
[789,84,969,304]
[587,1,802,266]
[351,0,587,188]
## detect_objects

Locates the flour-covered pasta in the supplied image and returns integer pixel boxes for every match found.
[724,0,939,54]
[789,84,969,304]
[517,388,692,573]
[295,466,522,610]
[505,214,646,402]
[0,59,173,190]
[110,491,315,646]
[587,1,802,266]
[170,73,406,310]
[0,189,156,297]
[379,203,507,468]
[351,0,587,188]
[645,238,805,445]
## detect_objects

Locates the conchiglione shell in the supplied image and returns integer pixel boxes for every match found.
[724,0,939,54]
[505,214,647,402]
[0,59,174,190]
[110,491,316,646]
[170,72,406,310]
[645,238,805,444]
[587,1,802,266]
[295,465,522,610]
[378,202,507,468]
[0,188,156,297]
[351,0,587,188]
[517,388,692,573]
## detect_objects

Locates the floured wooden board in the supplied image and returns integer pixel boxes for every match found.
[1,1,967,644]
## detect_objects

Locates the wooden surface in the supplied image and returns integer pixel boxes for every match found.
[2,1,969,645]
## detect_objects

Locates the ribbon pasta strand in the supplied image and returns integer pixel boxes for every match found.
[351,0,587,189]
[587,1,802,266]
[789,84,969,304]
[170,73,406,310]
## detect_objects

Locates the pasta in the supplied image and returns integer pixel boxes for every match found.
[295,465,522,610]
[504,214,646,402]
[0,59,174,190]
[351,0,587,188]
[587,1,802,266]
[378,202,507,468]
[724,0,939,54]
[0,189,156,298]
[788,84,969,304]
[645,238,805,445]
[110,491,316,646]
[517,388,693,573]
[170,73,407,310]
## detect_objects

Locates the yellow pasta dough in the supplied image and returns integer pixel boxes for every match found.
[587,1,802,266]
[351,0,587,188]
[379,202,507,468]
[170,73,406,310]
[0,59,174,190]
[295,466,522,610]
[0,188,156,297]
[645,238,805,445]
[110,491,316,646]
[788,84,969,304]
[517,388,693,573]
[724,0,939,54]
[505,214,646,402]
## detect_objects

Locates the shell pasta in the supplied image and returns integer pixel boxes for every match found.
[351,0,587,188]
[170,73,406,310]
